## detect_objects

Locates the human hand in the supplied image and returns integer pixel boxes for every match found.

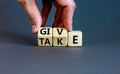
[18,0,76,33]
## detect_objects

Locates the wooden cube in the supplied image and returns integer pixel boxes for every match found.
[38,27,52,46]
[68,31,82,46]
[53,28,68,46]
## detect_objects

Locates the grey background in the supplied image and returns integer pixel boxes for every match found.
[0,0,120,74]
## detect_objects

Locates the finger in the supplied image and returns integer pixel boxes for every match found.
[58,22,64,28]
[53,1,63,27]
[41,0,52,27]
[55,0,76,32]
[18,0,42,34]
[62,1,76,32]
[52,7,63,27]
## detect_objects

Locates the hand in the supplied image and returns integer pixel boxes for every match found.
[18,0,76,33]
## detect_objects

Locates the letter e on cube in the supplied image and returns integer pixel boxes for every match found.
[68,31,82,46]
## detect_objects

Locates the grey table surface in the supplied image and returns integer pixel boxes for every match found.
[0,0,120,74]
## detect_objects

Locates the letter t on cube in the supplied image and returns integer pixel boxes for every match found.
[38,27,52,46]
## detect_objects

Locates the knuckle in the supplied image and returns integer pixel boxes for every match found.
[69,1,76,9]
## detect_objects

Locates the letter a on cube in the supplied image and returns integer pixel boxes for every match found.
[38,27,52,46]
[68,31,82,46]
[53,28,68,46]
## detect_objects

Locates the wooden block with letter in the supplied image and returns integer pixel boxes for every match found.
[38,27,52,46]
[53,28,68,46]
[68,31,82,46]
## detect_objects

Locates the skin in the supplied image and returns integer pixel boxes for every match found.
[18,0,76,34]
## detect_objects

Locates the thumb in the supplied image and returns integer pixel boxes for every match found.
[18,0,42,34]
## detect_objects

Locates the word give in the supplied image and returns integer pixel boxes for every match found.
[38,27,82,47]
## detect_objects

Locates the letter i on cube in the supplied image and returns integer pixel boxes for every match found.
[38,27,52,46]
[38,27,82,47]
